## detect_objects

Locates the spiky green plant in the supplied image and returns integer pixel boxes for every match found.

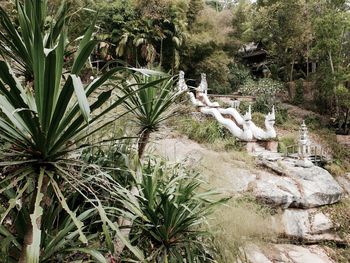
[119,70,181,157]
[0,1,147,262]
[0,1,70,80]
[113,160,225,262]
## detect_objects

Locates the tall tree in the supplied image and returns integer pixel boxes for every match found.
[311,0,350,113]
[187,0,204,29]
[250,0,311,81]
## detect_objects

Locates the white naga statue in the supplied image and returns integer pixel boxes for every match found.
[248,106,276,140]
[196,73,220,107]
[217,105,276,140]
[178,71,277,141]
[200,106,254,141]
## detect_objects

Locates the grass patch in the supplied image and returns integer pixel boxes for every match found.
[278,135,297,154]
[326,245,350,263]
[175,116,224,144]
[321,198,350,240]
[173,115,245,152]
[325,163,347,177]
[211,195,280,262]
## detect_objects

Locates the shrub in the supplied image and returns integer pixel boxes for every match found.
[275,107,289,125]
[304,115,322,130]
[252,112,266,127]
[119,160,226,262]
[278,136,297,153]
[177,116,225,143]
[293,78,304,105]
[228,63,252,92]
[239,78,284,115]
[196,50,231,94]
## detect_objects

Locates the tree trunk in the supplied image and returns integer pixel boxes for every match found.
[19,175,49,263]
[306,43,309,78]
[290,59,295,82]
[137,129,151,158]
[328,50,340,117]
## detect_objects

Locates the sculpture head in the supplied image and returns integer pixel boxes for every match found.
[243,105,252,127]
[266,105,276,127]
[178,70,187,91]
[199,73,208,92]
[179,70,185,80]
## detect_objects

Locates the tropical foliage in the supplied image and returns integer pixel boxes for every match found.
[119,160,225,262]
[118,71,181,157]
[0,1,143,261]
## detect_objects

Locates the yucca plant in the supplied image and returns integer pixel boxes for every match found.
[119,71,181,158]
[0,0,69,80]
[114,160,225,262]
[0,1,147,262]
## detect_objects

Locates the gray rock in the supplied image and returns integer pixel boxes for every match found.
[336,173,350,195]
[153,135,343,208]
[312,212,333,234]
[253,159,343,208]
[273,244,335,263]
[243,243,335,263]
[243,244,272,263]
[251,171,303,208]
[280,209,342,243]
[152,136,258,195]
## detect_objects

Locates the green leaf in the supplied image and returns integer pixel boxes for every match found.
[71,74,91,123]
[0,180,29,224]
[65,248,108,263]
[49,174,88,244]
[71,40,98,74]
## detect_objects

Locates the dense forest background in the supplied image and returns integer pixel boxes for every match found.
[2,0,349,119]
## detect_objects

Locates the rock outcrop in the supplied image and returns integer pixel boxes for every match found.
[243,244,335,263]
[279,209,343,243]
[251,159,343,208]
[151,133,348,263]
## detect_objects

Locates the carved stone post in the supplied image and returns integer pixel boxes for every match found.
[231,99,240,109]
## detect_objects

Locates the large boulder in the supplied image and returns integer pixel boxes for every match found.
[251,159,343,208]
[152,135,257,195]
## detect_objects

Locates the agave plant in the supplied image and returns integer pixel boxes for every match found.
[119,70,181,158]
[114,160,225,262]
[0,1,147,262]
